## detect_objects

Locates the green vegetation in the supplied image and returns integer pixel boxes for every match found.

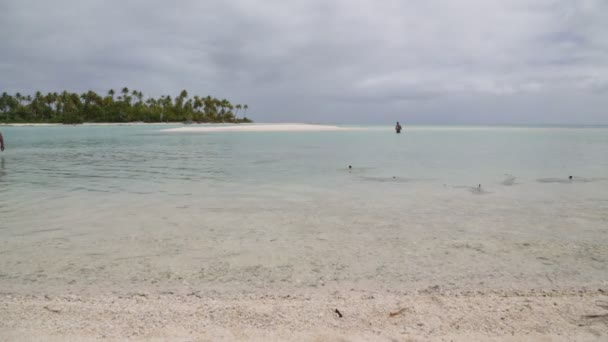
[0,88,251,124]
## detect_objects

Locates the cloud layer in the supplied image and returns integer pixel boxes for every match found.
[1,0,607,124]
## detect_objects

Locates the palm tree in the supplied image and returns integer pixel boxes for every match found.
[31,91,44,121]
[184,99,194,121]
[145,98,157,122]
[192,96,204,122]
[224,101,234,121]
[179,89,188,100]
[0,92,10,121]
[161,95,172,121]
[121,87,131,105]
[15,92,22,106]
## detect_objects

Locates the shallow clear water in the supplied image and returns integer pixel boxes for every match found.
[1,125,607,294]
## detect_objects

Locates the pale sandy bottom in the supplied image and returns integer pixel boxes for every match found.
[161,123,359,132]
[1,289,607,341]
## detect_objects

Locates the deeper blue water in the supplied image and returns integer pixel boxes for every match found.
[2,124,607,189]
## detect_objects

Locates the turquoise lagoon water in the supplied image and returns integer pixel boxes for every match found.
[0,125,607,295]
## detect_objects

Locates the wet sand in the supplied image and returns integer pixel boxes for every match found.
[1,184,607,340]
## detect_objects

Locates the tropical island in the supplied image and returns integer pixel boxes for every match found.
[0,88,251,124]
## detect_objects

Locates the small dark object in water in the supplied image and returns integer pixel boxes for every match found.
[569,175,573,180]
[395,121,402,134]
[334,308,343,318]
[348,165,352,169]
[502,175,516,186]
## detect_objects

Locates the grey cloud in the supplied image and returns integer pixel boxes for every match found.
[329,88,442,104]
[1,0,607,124]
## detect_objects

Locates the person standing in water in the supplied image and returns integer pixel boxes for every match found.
[0,131,4,151]
[395,121,402,134]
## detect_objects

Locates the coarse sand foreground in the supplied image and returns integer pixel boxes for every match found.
[161,123,361,132]
[1,289,607,341]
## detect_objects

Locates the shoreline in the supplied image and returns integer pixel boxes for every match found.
[161,123,360,132]
[1,288,606,341]
[2,122,608,131]
[0,122,182,127]
[0,122,363,132]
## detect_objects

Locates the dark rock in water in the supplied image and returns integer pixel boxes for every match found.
[469,185,490,195]
[502,175,516,186]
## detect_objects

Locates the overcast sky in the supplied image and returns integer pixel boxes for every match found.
[1,0,607,124]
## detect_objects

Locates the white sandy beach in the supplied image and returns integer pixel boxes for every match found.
[161,123,359,132]
[1,289,607,341]
[1,122,362,132]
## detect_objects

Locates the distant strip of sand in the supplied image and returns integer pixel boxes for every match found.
[161,123,359,133]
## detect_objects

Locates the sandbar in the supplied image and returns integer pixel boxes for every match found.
[161,123,359,133]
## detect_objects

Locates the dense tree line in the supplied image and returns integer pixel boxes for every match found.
[0,88,251,124]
